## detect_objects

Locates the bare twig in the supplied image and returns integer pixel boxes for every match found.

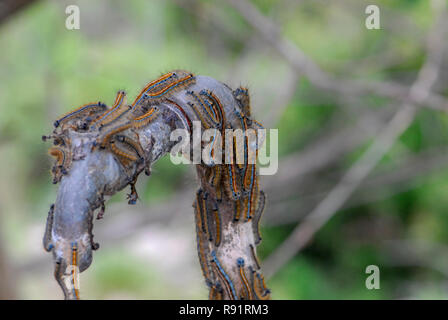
[224,0,448,112]
[267,147,448,226]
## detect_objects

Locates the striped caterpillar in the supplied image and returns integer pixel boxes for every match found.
[190,86,270,300]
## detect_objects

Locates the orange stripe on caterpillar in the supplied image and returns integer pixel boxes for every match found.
[48,147,65,167]
[131,72,176,108]
[48,145,72,183]
[237,258,252,300]
[210,251,237,300]
[211,204,221,247]
[115,134,144,161]
[209,283,223,300]
[200,90,226,128]
[199,90,225,130]
[195,189,207,233]
[186,90,221,129]
[215,183,223,203]
[204,196,215,243]
[97,121,132,149]
[223,164,242,200]
[243,164,258,222]
[186,101,212,130]
[71,243,80,300]
[233,108,249,176]
[132,107,158,129]
[91,91,128,129]
[234,198,241,222]
[250,267,270,300]
[143,73,195,100]
[53,101,107,128]
[196,218,213,287]
[207,165,222,187]
[109,140,138,167]
[233,87,251,117]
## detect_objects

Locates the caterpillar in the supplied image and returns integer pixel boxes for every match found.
[223,164,242,200]
[48,146,72,184]
[126,177,139,205]
[209,283,223,300]
[131,72,177,108]
[252,190,265,245]
[215,183,223,203]
[237,258,252,300]
[249,244,261,270]
[115,134,145,162]
[186,101,212,130]
[53,101,107,129]
[199,90,225,130]
[233,109,249,176]
[233,199,241,222]
[195,189,208,234]
[97,121,133,149]
[243,164,258,221]
[195,206,213,286]
[43,204,54,252]
[132,107,158,129]
[71,242,80,300]
[211,203,221,247]
[186,90,221,129]
[207,165,222,187]
[205,198,215,243]
[109,140,138,168]
[203,128,221,167]
[139,71,195,103]
[254,271,270,300]
[233,87,251,117]
[249,267,270,300]
[91,91,129,130]
[199,90,226,130]
[210,251,237,300]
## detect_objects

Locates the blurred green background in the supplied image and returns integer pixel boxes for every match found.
[1,0,448,299]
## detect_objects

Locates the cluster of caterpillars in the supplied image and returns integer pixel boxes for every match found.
[43,70,196,203]
[189,87,270,300]
[43,70,269,299]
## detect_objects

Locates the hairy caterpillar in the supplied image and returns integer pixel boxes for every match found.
[43,204,54,252]
[91,91,129,130]
[211,250,237,300]
[53,101,107,129]
[233,87,251,117]
[132,107,158,129]
[249,244,261,270]
[186,90,221,129]
[71,242,80,300]
[237,258,252,300]
[252,190,266,245]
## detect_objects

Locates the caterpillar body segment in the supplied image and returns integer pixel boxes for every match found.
[54,101,108,130]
